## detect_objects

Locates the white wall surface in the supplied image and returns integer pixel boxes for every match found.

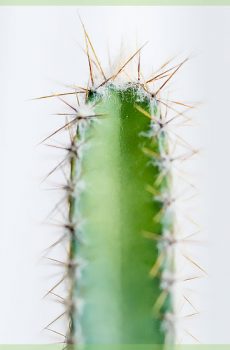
[0,6,229,344]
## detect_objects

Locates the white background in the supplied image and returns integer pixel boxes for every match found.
[0,6,229,344]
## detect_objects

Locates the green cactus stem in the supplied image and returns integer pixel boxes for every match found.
[63,84,175,346]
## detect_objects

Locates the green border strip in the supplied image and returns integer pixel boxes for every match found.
[0,0,230,4]
[0,346,230,349]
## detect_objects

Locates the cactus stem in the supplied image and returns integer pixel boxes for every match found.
[38,24,203,347]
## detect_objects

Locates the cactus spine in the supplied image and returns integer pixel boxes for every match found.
[41,32,195,348]
[77,84,174,345]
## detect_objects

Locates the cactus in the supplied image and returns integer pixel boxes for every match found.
[39,27,198,349]
[75,84,175,346]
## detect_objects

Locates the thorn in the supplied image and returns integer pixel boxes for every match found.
[184,329,201,343]
[97,42,148,88]
[112,42,148,81]
[149,252,165,278]
[146,184,159,196]
[155,58,188,96]
[46,257,66,266]
[138,51,141,82]
[166,99,194,109]
[39,113,101,145]
[44,311,66,329]
[134,104,152,120]
[80,20,106,81]
[153,290,168,314]
[44,327,66,339]
[79,16,94,87]
[41,158,68,184]
[142,230,161,241]
[58,97,78,113]
[44,235,66,253]
[39,118,78,145]
[183,275,203,282]
[49,291,65,301]
[146,62,184,84]
[183,254,207,275]
[44,275,66,298]
[183,294,198,313]
[142,147,161,159]
[184,312,200,319]
[32,91,85,100]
